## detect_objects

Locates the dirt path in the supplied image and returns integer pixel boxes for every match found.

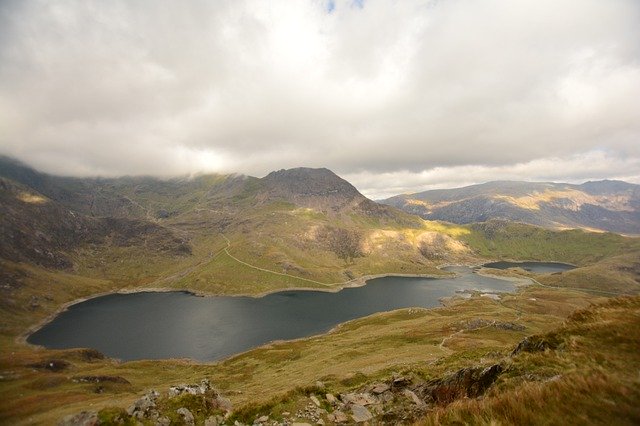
[438,323,497,351]
[220,234,333,287]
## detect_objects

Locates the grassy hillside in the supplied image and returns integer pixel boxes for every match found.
[0,282,610,424]
[418,296,640,425]
[461,221,640,265]
[535,252,640,295]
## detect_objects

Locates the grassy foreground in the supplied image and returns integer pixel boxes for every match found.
[0,281,617,424]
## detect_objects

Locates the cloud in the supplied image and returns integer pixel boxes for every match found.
[1,0,639,193]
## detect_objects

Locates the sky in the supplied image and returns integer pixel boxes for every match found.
[1,0,639,199]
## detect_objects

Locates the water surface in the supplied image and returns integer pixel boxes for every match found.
[482,261,575,274]
[29,267,519,361]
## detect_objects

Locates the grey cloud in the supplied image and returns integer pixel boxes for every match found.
[0,0,639,192]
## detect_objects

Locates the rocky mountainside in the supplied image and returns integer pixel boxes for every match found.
[0,157,405,222]
[256,167,405,220]
[381,180,640,234]
[0,177,190,270]
[0,157,429,286]
[0,156,250,220]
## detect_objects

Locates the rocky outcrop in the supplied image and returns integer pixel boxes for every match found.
[413,364,504,405]
[177,407,195,425]
[127,389,160,420]
[73,375,130,385]
[511,335,560,355]
[283,366,503,424]
[62,379,232,425]
[58,363,504,425]
[28,359,70,372]
[168,379,214,397]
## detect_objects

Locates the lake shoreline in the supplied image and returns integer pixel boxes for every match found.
[17,263,537,353]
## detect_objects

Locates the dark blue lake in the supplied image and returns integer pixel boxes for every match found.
[28,267,520,361]
[483,261,575,274]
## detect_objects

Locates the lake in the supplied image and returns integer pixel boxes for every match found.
[28,266,520,362]
[482,261,575,274]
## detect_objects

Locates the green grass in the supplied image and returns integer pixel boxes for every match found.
[536,252,640,294]
[461,221,640,265]
[0,283,606,424]
[172,250,329,294]
[417,296,640,425]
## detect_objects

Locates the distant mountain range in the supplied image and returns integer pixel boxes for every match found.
[380,180,640,234]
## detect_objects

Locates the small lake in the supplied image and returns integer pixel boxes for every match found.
[482,261,575,274]
[28,266,519,362]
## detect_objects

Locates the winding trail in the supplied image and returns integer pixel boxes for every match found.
[438,329,464,351]
[438,323,496,351]
[220,234,333,287]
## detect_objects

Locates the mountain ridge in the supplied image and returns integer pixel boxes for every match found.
[381,179,640,234]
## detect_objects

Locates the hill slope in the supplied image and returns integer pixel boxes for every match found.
[381,180,640,234]
[0,177,190,270]
[1,157,640,424]
[0,157,456,294]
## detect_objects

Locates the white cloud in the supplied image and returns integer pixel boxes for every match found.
[0,0,639,193]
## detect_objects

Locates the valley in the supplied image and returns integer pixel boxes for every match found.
[0,157,639,425]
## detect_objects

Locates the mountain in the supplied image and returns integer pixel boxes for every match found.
[0,157,445,293]
[0,176,190,270]
[2,157,640,425]
[381,180,640,234]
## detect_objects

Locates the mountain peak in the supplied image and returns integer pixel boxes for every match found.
[259,167,365,211]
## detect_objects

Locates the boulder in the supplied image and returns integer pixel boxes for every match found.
[177,407,195,426]
[213,395,233,413]
[403,389,425,406]
[58,411,98,426]
[155,417,171,426]
[327,410,349,423]
[350,405,373,423]
[169,379,213,397]
[340,392,377,406]
[512,336,558,355]
[371,383,390,394]
[127,390,159,418]
[391,375,410,388]
[414,364,503,405]
[325,393,338,405]
[205,415,224,426]
[310,395,321,407]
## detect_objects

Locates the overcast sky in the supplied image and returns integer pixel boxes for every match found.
[1,0,639,199]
